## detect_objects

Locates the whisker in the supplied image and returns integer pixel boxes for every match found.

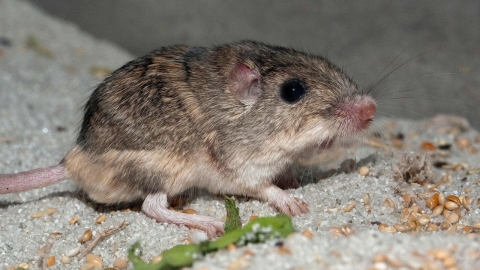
[365,49,406,94]
[367,49,438,95]
[375,106,430,118]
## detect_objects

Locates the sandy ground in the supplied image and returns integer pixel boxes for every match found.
[1,1,480,269]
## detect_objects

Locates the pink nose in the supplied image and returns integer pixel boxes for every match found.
[359,99,376,122]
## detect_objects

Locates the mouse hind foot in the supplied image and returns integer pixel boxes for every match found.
[142,193,224,238]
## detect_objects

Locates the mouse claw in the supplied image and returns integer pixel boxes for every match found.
[261,185,309,216]
[142,193,224,238]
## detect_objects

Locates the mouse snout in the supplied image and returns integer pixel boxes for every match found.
[358,97,376,123]
[333,95,376,135]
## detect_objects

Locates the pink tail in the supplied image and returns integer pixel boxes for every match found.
[0,164,67,194]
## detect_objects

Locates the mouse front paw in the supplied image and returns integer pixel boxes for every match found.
[261,185,309,216]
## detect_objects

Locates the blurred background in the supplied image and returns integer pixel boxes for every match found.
[26,0,480,130]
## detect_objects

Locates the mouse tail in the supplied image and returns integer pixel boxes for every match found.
[0,164,67,194]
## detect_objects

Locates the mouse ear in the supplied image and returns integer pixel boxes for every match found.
[228,62,262,105]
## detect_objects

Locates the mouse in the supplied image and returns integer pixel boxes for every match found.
[0,40,376,237]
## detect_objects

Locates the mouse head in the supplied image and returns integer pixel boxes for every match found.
[221,41,376,152]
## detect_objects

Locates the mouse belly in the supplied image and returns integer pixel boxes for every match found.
[63,145,282,204]
[63,146,233,204]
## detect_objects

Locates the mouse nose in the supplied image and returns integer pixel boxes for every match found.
[359,98,376,122]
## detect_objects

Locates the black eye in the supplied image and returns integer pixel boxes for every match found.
[280,79,306,103]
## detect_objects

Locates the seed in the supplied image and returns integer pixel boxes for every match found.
[473,222,480,229]
[86,254,103,269]
[151,255,163,264]
[113,257,129,269]
[343,203,356,212]
[95,214,107,224]
[429,249,450,260]
[432,205,444,217]
[31,211,44,218]
[61,255,71,264]
[426,224,438,232]
[373,254,387,263]
[379,225,396,233]
[443,209,451,219]
[425,193,439,209]
[46,256,55,267]
[464,225,471,233]
[80,229,93,243]
[456,138,470,148]
[418,214,431,226]
[443,256,457,268]
[402,194,412,206]
[410,204,421,214]
[278,245,292,255]
[181,237,193,244]
[392,138,404,148]
[385,256,402,268]
[447,224,458,235]
[464,196,473,210]
[18,263,29,269]
[327,207,338,213]
[447,212,460,224]
[301,229,314,239]
[378,223,391,232]
[66,247,80,257]
[446,195,461,205]
[444,201,459,210]
[358,166,370,176]
[330,226,348,237]
[406,221,417,231]
[227,243,237,252]
[343,226,354,235]
[79,263,95,270]
[439,222,451,231]
[44,208,57,215]
[69,216,79,225]
[363,193,371,205]
[393,224,409,232]
[438,192,445,205]
[421,141,436,150]
[328,227,343,234]
[181,208,198,215]
[383,198,396,210]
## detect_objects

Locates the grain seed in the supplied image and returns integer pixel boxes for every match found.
[80,229,93,243]
[86,254,103,269]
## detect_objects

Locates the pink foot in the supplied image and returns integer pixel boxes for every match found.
[142,193,224,238]
[261,185,309,216]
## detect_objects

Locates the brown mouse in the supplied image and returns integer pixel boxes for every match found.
[0,41,376,237]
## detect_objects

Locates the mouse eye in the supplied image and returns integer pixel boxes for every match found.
[280,79,306,104]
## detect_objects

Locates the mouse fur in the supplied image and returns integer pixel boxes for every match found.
[1,40,376,237]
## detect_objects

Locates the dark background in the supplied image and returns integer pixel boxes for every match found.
[27,0,480,130]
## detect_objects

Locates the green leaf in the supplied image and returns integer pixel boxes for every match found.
[129,199,296,270]
[224,197,242,233]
